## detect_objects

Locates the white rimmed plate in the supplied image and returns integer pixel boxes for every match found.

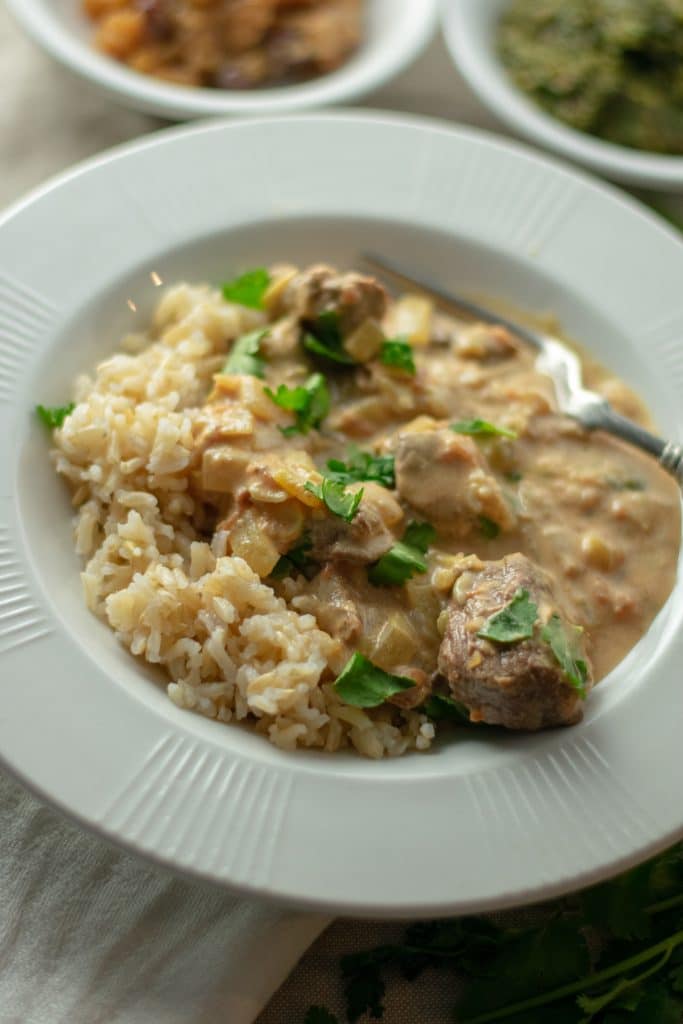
[5,0,438,120]
[1,113,682,918]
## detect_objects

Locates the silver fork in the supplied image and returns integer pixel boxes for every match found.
[363,253,683,486]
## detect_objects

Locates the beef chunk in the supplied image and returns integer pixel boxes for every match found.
[394,423,516,535]
[282,264,388,337]
[438,553,593,730]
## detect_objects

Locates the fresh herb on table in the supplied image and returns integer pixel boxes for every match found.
[326,449,396,490]
[368,521,436,587]
[222,328,268,378]
[265,373,330,436]
[303,310,355,365]
[541,614,590,697]
[305,478,363,523]
[477,588,538,643]
[222,267,271,309]
[452,419,517,440]
[305,843,683,1023]
[36,403,75,429]
[380,337,416,374]
[270,534,316,580]
[333,652,416,709]
[479,516,501,540]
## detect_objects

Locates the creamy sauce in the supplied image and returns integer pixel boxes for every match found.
[195,266,681,695]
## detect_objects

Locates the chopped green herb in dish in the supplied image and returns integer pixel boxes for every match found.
[368,521,436,587]
[305,478,364,523]
[223,328,268,378]
[541,613,590,697]
[222,267,271,309]
[303,310,355,365]
[479,516,501,540]
[477,588,538,643]
[265,373,330,436]
[380,337,415,374]
[422,693,471,723]
[326,449,395,490]
[36,403,75,429]
[452,419,517,440]
[334,652,416,708]
[271,534,316,580]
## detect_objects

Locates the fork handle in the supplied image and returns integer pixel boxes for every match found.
[586,404,683,486]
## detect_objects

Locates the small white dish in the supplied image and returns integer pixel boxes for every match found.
[5,0,438,120]
[1,113,683,916]
[442,0,683,191]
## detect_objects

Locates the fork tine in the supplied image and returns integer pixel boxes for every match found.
[362,252,542,350]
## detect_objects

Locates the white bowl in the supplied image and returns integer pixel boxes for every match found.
[5,0,438,120]
[2,113,683,916]
[442,0,683,191]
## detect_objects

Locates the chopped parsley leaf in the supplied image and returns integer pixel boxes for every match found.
[36,403,75,429]
[541,614,590,697]
[451,418,517,440]
[479,515,501,539]
[223,328,268,378]
[477,588,538,643]
[422,694,471,723]
[305,477,363,522]
[326,448,395,490]
[222,267,271,309]
[265,373,330,436]
[380,336,415,374]
[271,534,315,580]
[334,652,416,708]
[368,521,436,587]
[303,310,354,365]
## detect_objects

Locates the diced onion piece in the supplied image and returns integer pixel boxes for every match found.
[344,318,385,362]
[201,447,251,493]
[228,511,281,577]
[270,453,323,508]
[391,295,433,346]
[263,265,298,316]
[370,613,419,666]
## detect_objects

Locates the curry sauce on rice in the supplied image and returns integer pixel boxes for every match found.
[42,263,680,756]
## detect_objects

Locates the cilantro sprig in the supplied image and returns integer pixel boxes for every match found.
[326,448,395,490]
[223,328,268,378]
[541,614,590,697]
[303,310,355,365]
[477,588,538,643]
[333,652,416,708]
[265,373,330,436]
[368,521,436,587]
[452,418,517,440]
[380,336,415,374]
[36,403,75,429]
[305,478,363,522]
[222,267,270,309]
[324,843,683,1024]
[271,534,316,580]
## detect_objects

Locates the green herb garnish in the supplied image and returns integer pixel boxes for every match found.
[368,521,436,587]
[223,328,268,378]
[265,373,330,436]
[303,310,355,365]
[607,477,646,492]
[305,477,364,522]
[326,448,395,490]
[505,469,523,482]
[477,588,538,643]
[36,403,75,429]
[271,534,315,580]
[222,267,270,309]
[422,694,470,723]
[541,613,590,697]
[380,336,415,374]
[479,516,501,539]
[452,419,517,439]
[333,652,416,709]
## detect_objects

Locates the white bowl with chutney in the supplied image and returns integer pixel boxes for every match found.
[443,0,683,190]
